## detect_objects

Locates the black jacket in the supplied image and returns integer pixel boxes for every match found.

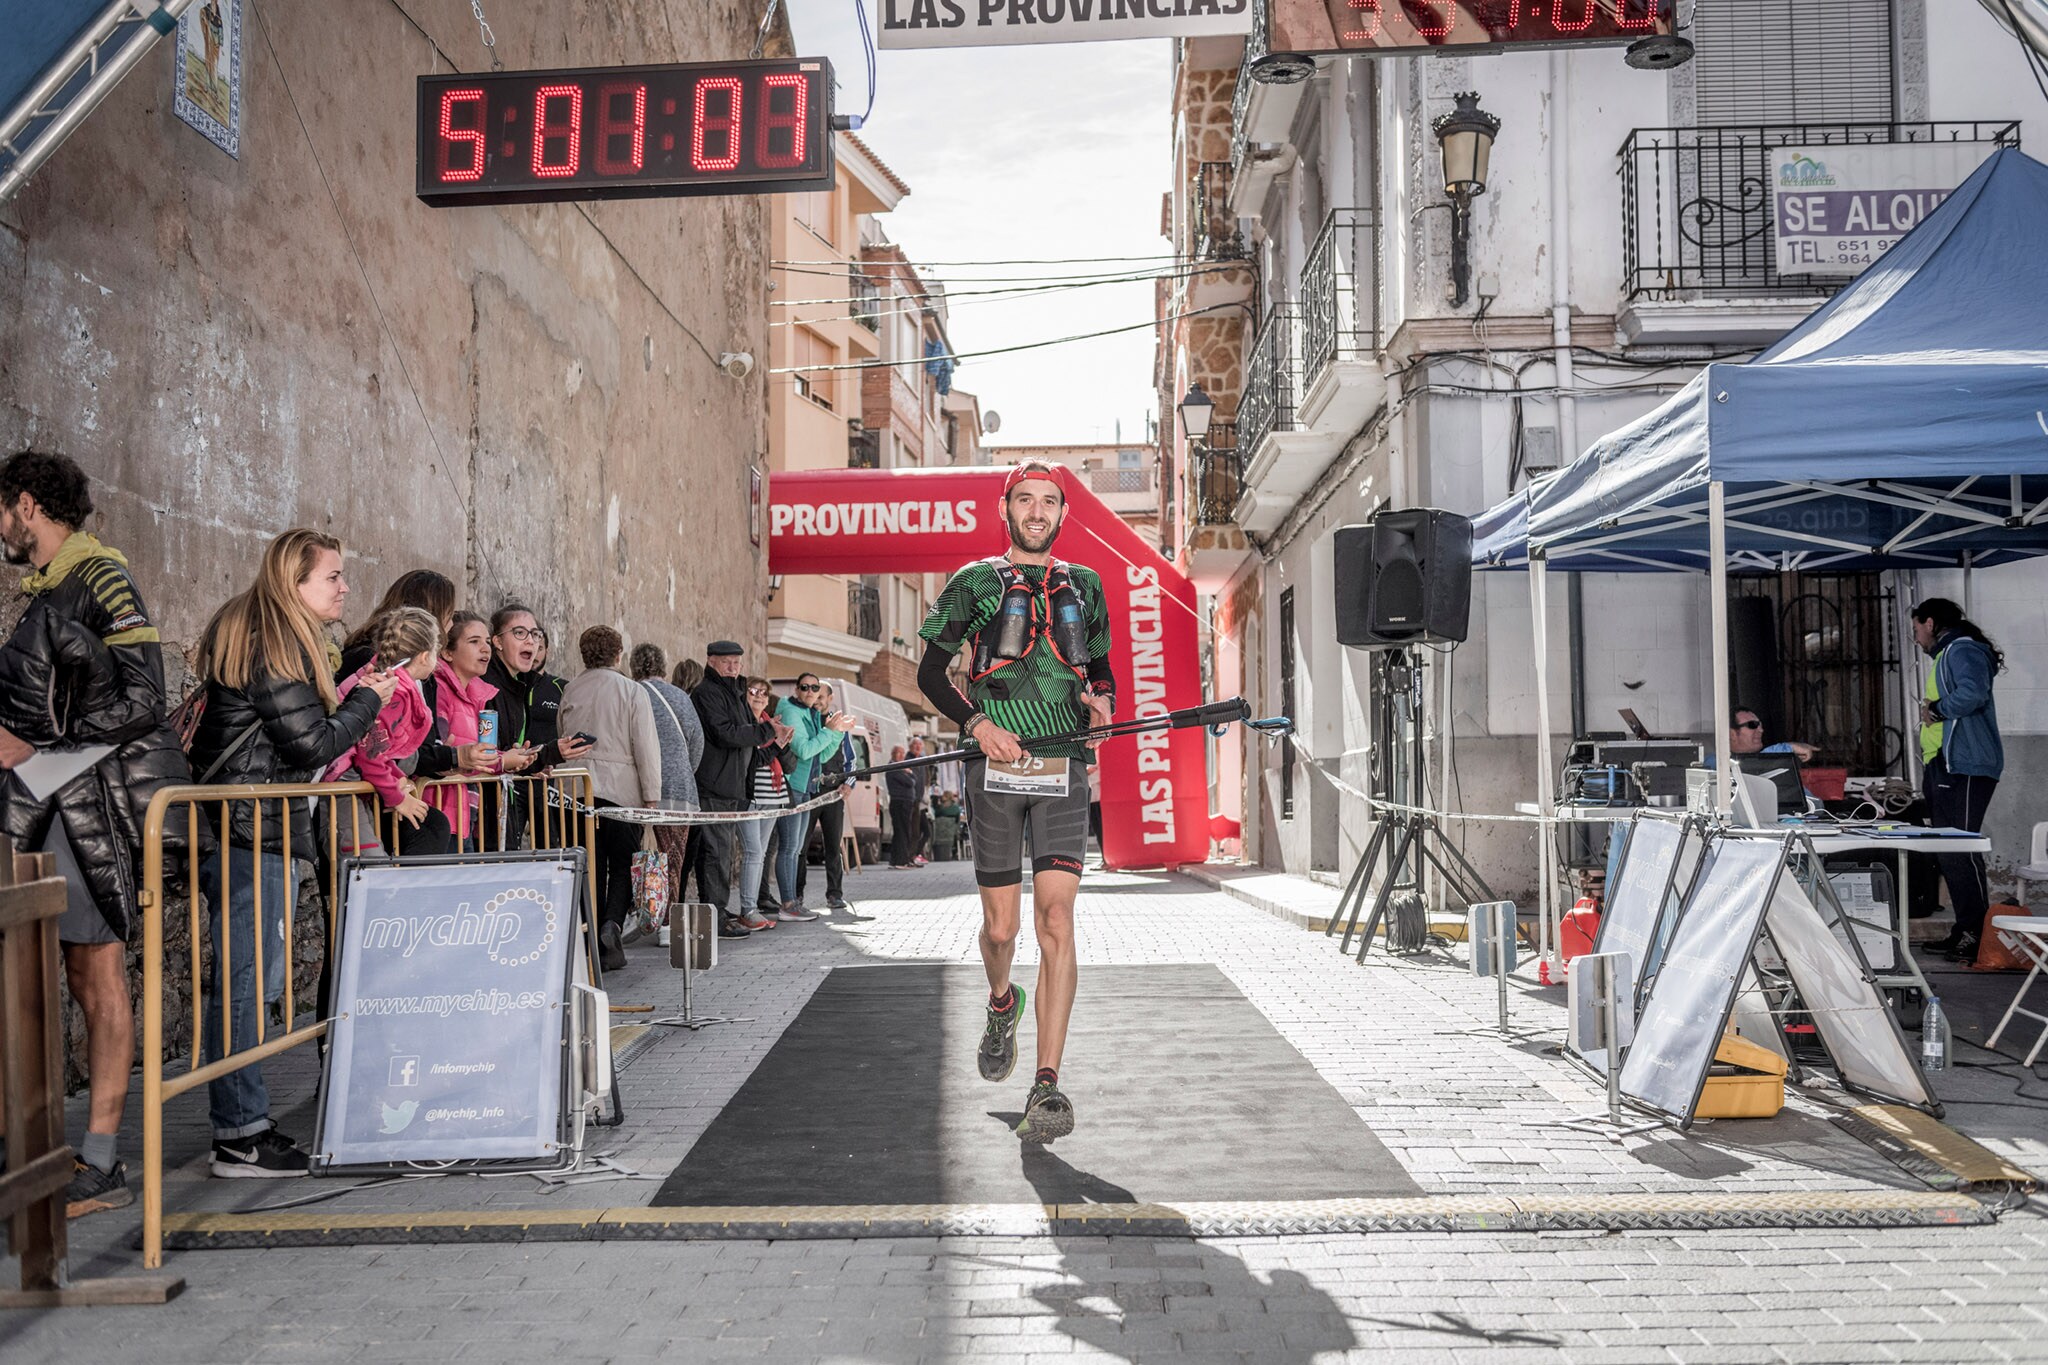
[481,657,569,767]
[885,767,917,803]
[190,657,381,857]
[0,540,192,939]
[691,672,774,803]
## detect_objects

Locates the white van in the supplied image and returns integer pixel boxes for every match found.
[820,677,908,864]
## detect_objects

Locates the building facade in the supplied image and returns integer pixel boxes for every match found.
[1,3,783,675]
[1159,1,2042,893]
[765,133,910,685]
[988,442,1163,545]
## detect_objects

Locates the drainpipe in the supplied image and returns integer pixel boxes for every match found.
[1548,50,1586,744]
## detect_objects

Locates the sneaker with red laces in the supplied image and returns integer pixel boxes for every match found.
[737,910,777,931]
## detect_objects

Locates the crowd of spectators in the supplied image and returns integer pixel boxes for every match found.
[0,449,904,1209]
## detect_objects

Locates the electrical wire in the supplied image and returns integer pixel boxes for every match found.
[770,261,1238,309]
[768,300,1242,374]
[771,252,1192,267]
[848,0,878,129]
[771,260,1235,287]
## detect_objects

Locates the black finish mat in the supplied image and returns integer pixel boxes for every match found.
[652,963,1421,1206]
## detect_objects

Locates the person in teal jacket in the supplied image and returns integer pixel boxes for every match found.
[772,672,856,915]
[1913,597,2004,961]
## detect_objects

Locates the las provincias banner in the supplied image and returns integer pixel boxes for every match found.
[877,0,1253,49]
[768,466,1211,870]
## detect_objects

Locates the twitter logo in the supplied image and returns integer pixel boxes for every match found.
[380,1100,419,1134]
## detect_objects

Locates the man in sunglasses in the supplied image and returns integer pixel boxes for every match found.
[1729,706,1816,763]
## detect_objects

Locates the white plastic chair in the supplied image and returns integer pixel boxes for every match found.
[2014,822,2048,908]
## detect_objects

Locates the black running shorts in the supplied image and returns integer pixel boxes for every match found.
[966,757,1091,888]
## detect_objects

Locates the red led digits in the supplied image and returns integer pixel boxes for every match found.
[1342,0,1383,39]
[1408,0,1456,38]
[755,73,808,170]
[595,81,647,175]
[1550,0,1596,32]
[437,88,486,183]
[532,84,583,178]
[1615,0,1661,30]
[691,76,744,173]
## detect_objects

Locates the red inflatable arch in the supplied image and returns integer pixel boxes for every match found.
[767,467,1209,870]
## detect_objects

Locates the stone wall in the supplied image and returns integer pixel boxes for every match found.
[1,1,777,1088]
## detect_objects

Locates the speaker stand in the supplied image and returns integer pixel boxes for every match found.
[1327,808,1498,959]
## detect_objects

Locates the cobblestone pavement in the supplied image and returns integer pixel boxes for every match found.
[5,861,2044,1363]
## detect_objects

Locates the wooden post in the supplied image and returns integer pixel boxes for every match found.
[0,834,183,1307]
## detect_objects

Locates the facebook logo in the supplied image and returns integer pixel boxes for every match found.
[389,1055,421,1088]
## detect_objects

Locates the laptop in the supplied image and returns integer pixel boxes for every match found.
[1618,708,1654,741]
[1732,753,1807,818]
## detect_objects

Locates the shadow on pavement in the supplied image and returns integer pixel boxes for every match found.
[1011,1145,1359,1363]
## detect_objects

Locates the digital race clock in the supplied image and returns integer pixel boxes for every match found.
[416,58,835,207]
[1271,0,1674,57]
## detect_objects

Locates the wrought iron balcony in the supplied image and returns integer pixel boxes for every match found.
[1191,421,1242,526]
[851,266,881,331]
[1619,122,2019,301]
[847,582,882,642]
[1193,161,1245,261]
[1227,0,1269,172]
[1238,304,1301,464]
[1300,208,1378,382]
[849,425,881,469]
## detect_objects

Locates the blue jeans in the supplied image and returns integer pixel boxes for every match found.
[738,803,779,915]
[775,796,814,906]
[199,847,293,1140]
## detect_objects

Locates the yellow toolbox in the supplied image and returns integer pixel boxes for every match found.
[1696,1032,1788,1119]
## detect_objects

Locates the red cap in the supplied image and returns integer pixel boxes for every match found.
[1001,462,1068,502]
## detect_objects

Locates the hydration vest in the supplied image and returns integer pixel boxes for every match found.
[968,556,1091,682]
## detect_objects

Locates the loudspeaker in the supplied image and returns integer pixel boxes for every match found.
[1334,509,1473,647]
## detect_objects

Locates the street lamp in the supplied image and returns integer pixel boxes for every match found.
[1431,92,1501,309]
[1177,384,1215,443]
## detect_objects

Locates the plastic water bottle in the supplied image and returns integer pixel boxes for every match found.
[993,583,1033,659]
[1921,995,1950,1072]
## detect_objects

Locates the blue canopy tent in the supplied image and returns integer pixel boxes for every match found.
[1469,146,2048,959]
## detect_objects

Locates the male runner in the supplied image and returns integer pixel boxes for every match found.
[918,458,1115,1143]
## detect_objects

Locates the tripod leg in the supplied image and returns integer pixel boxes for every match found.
[1356,819,1419,962]
[1325,836,1373,938]
[1437,825,1499,903]
[1336,822,1392,953]
[1418,829,1489,912]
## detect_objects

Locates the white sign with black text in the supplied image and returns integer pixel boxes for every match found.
[877,0,1254,49]
[1772,142,1997,276]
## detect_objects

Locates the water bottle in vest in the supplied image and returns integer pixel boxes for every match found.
[993,580,1033,659]
[1052,595,1087,664]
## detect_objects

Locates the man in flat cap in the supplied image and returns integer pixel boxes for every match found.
[690,641,790,939]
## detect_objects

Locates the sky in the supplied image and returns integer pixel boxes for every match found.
[783,1,1172,449]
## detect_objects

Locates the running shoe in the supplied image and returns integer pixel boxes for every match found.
[825,895,849,910]
[737,910,777,932]
[717,918,752,939]
[211,1128,311,1179]
[65,1159,133,1218]
[1015,1079,1075,1145]
[978,985,1026,1082]
[775,905,820,922]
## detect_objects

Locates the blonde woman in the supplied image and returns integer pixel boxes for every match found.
[189,528,397,1178]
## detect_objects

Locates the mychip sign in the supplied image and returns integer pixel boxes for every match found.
[1772,143,1997,276]
[317,856,582,1170]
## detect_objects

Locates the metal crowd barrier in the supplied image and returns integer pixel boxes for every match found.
[136,768,599,1269]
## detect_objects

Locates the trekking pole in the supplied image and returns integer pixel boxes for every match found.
[825,697,1289,790]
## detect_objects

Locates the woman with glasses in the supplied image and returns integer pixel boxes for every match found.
[481,605,591,849]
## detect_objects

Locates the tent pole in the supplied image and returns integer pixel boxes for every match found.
[1962,550,1975,618]
[1709,482,1734,816]
[1530,555,1559,966]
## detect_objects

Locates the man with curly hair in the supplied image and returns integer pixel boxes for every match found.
[0,450,189,1216]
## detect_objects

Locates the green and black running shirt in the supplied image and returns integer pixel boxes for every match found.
[920,559,1112,761]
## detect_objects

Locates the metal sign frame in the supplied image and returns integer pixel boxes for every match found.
[312,849,587,1176]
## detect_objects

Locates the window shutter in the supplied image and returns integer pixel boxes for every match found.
[1692,0,1895,125]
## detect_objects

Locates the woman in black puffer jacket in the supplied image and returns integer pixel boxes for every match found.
[187,529,396,1178]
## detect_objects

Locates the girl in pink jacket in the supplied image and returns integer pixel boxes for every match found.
[431,612,534,848]
[323,608,441,852]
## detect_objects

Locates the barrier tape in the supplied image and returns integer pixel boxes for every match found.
[547,787,846,826]
[1252,728,1558,826]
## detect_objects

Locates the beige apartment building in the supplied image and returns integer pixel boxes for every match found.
[765,136,981,726]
